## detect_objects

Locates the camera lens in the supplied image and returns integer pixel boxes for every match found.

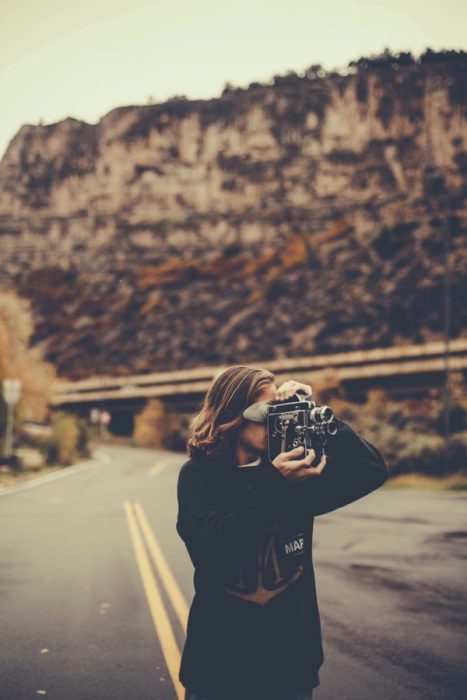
[309,407,322,423]
[321,405,333,421]
[326,420,338,435]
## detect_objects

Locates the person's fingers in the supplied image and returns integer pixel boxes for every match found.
[275,381,295,401]
[275,380,312,401]
[277,380,297,394]
[275,446,319,469]
[274,447,306,472]
[281,445,305,460]
[285,452,327,480]
[280,449,315,470]
[273,447,327,476]
[304,452,327,475]
[291,448,317,469]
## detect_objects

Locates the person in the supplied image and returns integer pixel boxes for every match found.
[176,366,389,700]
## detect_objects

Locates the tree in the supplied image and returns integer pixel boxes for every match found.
[0,287,56,431]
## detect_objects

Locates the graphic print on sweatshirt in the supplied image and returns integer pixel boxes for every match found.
[224,522,306,606]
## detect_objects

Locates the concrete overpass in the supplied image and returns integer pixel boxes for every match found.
[50,339,467,436]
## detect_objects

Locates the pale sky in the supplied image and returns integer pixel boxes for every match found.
[0,0,466,159]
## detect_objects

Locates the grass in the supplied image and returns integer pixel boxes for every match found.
[384,472,467,490]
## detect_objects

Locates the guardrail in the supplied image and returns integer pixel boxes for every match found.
[49,338,467,406]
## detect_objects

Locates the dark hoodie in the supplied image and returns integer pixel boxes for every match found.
[176,418,389,700]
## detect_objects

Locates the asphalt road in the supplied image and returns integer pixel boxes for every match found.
[0,444,465,700]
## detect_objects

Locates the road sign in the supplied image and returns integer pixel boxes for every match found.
[2,378,21,406]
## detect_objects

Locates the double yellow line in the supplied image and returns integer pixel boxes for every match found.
[123,500,189,700]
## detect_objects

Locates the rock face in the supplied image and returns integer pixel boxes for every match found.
[0,51,466,380]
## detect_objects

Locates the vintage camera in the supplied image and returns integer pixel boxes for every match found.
[243,392,338,467]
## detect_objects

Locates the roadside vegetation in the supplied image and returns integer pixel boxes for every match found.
[133,368,467,489]
[0,288,92,488]
[2,286,465,491]
[311,370,467,489]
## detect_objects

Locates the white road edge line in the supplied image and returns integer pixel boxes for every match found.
[0,451,111,497]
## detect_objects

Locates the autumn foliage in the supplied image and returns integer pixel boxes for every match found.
[0,287,90,466]
[0,288,56,427]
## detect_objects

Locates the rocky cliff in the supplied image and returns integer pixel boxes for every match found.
[0,50,466,380]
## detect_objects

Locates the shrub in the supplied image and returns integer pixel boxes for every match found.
[133,399,177,449]
[133,399,192,452]
[76,416,93,459]
[313,380,467,477]
[391,434,467,476]
[134,399,164,448]
[45,411,80,466]
[435,402,466,434]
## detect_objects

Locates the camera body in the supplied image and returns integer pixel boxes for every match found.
[266,393,338,466]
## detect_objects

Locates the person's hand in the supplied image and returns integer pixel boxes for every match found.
[274,380,312,401]
[272,445,327,481]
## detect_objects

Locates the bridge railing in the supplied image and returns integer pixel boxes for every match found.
[49,338,467,406]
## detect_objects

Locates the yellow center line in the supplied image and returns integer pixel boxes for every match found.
[148,458,172,477]
[133,500,189,634]
[122,500,185,700]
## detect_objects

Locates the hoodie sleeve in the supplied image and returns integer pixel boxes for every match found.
[293,418,389,516]
[176,458,287,574]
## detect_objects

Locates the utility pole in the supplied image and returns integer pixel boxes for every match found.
[442,187,451,473]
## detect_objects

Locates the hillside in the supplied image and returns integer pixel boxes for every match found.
[0,49,466,380]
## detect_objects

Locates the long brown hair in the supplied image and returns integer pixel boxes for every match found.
[187,365,275,462]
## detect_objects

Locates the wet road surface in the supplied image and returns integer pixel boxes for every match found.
[0,444,465,700]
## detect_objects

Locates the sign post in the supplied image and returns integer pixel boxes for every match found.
[2,378,22,457]
[89,408,111,441]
